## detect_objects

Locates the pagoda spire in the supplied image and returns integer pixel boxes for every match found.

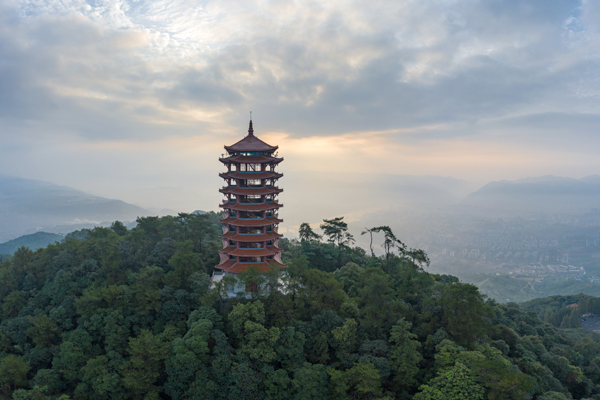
[248,112,254,136]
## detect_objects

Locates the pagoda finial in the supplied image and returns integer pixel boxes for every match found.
[248,111,254,136]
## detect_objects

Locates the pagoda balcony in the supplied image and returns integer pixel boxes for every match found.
[219,171,283,180]
[220,231,282,242]
[219,185,280,190]
[226,247,282,257]
[219,155,283,164]
[219,216,283,227]
[226,213,276,219]
[219,186,283,196]
[220,201,283,211]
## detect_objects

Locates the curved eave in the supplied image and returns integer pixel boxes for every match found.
[220,231,282,242]
[219,171,283,180]
[219,217,283,227]
[219,187,283,196]
[224,133,279,153]
[219,155,283,164]
[219,246,282,257]
[224,144,278,153]
[216,260,286,273]
[220,201,283,211]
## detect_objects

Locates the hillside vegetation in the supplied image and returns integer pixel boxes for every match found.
[521,294,600,329]
[467,274,600,304]
[0,232,64,256]
[0,214,599,399]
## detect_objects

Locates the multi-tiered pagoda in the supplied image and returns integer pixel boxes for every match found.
[216,120,286,273]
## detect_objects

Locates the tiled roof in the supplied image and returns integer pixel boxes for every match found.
[219,155,283,164]
[220,231,283,241]
[225,135,278,152]
[215,259,286,273]
[219,186,283,196]
[219,216,283,227]
[219,171,283,180]
[219,201,283,211]
[219,246,282,257]
[224,121,279,152]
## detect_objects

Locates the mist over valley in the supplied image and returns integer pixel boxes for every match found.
[3,172,600,303]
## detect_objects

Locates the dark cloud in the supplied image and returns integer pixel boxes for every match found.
[158,68,244,107]
[0,0,597,145]
[226,49,561,137]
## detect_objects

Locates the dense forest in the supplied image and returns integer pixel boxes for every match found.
[521,294,600,329]
[0,213,600,399]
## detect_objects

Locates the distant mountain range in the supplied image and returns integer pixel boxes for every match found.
[3,172,600,244]
[0,174,153,242]
[463,175,600,215]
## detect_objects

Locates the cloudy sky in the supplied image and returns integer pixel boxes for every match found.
[1,0,599,215]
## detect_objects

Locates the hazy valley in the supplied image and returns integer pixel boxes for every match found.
[3,173,600,303]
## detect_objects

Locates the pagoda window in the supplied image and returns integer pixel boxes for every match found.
[240,163,261,172]
[239,227,263,234]
[239,211,262,219]
[240,257,262,263]
[240,195,262,203]
[231,164,237,172]
[240,243,262,249]
[239,179,261,187]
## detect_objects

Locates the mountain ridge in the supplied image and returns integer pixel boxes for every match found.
[0,174,153,242]
[462,175,600,215]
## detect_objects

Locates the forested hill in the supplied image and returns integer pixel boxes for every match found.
[520,294,600,330]
[0,232,64,256]
[0,214,599,400]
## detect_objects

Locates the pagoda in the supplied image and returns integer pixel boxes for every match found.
[216,119,286,273]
